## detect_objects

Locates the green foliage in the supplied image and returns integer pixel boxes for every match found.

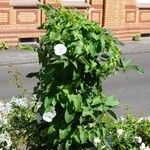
[132,33,141,41]
[1,97,150,150]
[0,41,8,50]
[0,96,46,150]
[17,44,35,51]
[28,4,143,149]
[109,115,150,150]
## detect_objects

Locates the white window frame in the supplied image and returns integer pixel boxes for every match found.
[11,0,40,7]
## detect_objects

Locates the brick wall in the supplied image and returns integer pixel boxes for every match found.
[0,0,43,46]
[0,0,150,46]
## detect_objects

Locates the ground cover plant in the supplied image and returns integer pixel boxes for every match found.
[17,44,35,52]
[0,98,150,150]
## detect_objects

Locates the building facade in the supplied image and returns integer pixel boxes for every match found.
[0,0,150,46]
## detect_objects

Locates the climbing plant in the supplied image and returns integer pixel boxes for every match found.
[30,4,143,149]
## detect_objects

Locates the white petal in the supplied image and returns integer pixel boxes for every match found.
[54,44,67,56]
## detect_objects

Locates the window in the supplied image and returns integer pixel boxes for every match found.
[137,0,150,3]
[61,0,90,9]
[137,0,150,8]
[11,0,39,7]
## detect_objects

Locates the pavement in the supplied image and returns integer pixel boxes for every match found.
[0,38,150,117]
[0,49,38,66]
[0,38,150,66]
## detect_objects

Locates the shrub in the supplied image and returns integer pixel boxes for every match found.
[17,44,35,51]
[109,115,150,150]
[27,4,144,149]
[132,33,141,41]
[0,96,43,149]
[0,41,8,50]
[1,98,150,150]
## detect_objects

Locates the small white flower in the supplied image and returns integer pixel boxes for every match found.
[117,129,124,136]
[93,137,101,146]
[135,136,142,144]
[36,113,42,124]
[54,44,67,56]
[138,118,144,123]
[11,97,28,108]
[0,101,4,108]
[145,146,150,150]
[4,102,12,114]
[120,116,125,121]
[43,107,56,122]
[0,115,8,125]
[140,143,146,150]
[0,132,12,149]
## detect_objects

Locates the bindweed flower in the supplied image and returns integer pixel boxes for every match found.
[93,137,101,146]
[43,107,56,122]
[54,44,67,56]
[117,129,124,136]
[135,136,142,144]
[36,113,43,124]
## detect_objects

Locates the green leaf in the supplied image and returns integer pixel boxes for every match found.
[107,110,117,120]
[49,31,57,40]
[100,35,105,51]
[62,89,69,95]
[91,32,99,41]
[68,94,82,112]
[72,133,80,143]
[44,97,51,110]
[82,107,94,117]
[74,41,84,55]
[48,125,55,134]
[51,60,64,65]
[92,96,102,106]
[105,96,119,107]
[122,59,132,69]
[128,65,144,74]
[70,60,78,69]
[59,127,71,140]
[65,140,71,150]
[101,113,112,124]
[79,126,87,143]
[64,109,75,124]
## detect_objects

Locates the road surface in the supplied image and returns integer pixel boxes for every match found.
[0,52,150,117]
